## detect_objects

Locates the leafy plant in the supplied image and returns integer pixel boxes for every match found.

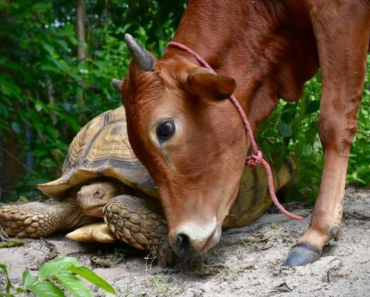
[152,276,168,297]
[0,0,186,202]
[0,257,116,297]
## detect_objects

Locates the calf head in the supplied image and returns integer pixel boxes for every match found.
[121,35,248,257]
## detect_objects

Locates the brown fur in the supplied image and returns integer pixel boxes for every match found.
[122,0,370,254]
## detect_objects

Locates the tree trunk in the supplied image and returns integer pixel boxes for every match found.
[76,0,86,107]
[0,133,24,202]
[77,0,86,64]
[45,75,57,125]
[102,0,109,20]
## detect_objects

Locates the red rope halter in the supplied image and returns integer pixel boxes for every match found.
[167,41,303,221]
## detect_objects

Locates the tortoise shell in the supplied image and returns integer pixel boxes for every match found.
[37,106,157,200]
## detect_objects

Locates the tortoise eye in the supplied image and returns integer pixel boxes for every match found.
[156,120,175,142]
[93,190,103,198]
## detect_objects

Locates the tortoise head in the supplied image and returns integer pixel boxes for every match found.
[77,181,121,217]
[120,35,248,257]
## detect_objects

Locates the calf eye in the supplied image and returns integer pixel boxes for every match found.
[156,120,175,142]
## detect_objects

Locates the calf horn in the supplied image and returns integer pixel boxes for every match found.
[124,33,154,72]
[111,79,123,93]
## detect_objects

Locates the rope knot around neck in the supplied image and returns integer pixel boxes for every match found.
[246,150,263,167]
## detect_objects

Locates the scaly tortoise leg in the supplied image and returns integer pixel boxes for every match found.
[103,195,173,266]
[0,198,94,238]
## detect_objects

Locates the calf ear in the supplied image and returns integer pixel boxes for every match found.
[188,69,236,100]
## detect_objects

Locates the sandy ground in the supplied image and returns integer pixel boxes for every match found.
[0,187,369,297]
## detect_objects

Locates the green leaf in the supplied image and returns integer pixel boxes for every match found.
[42,44,58,59]
[54,272,91,297]
[40,64,60,74]
[32,3,51,13]
[35,100,43,112]
[29,280,65,297]
[56,40,70,53]
[52,59,69,73]
[302,145,313,156]
[11,122,20,134]
[306,100,320,114]
[0,76,22,98]
[0,55,7,65]
[0,263,12,295]
[278,122,292,138]
[68,266,116,295]
[22,270,38,289]
[39,257,79,279]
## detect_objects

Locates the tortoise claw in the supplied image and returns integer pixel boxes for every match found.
[282,243,322,266]
[66,222,116,243]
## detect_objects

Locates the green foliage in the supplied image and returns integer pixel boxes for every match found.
[0,0,186,200]
[0,257,116,296]
[257,55,370,203]
[257,75,323,203]
[0,263,13,296]
[347,55,370,186]
[152,276,168,296]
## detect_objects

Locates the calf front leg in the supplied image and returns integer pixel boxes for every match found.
[284,2,370,266]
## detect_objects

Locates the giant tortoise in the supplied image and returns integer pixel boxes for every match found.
[0,92,295,264]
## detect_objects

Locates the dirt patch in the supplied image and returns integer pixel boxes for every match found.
[1,187,369,296]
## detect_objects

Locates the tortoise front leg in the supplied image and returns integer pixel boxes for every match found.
[103,195,173,266]
[0,198,94,238]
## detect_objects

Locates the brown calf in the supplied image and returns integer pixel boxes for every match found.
[120,0,370,266]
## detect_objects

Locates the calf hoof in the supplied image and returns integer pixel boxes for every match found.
[282,243,322,266]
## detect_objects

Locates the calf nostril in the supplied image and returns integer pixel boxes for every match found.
[174,233,193,257]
